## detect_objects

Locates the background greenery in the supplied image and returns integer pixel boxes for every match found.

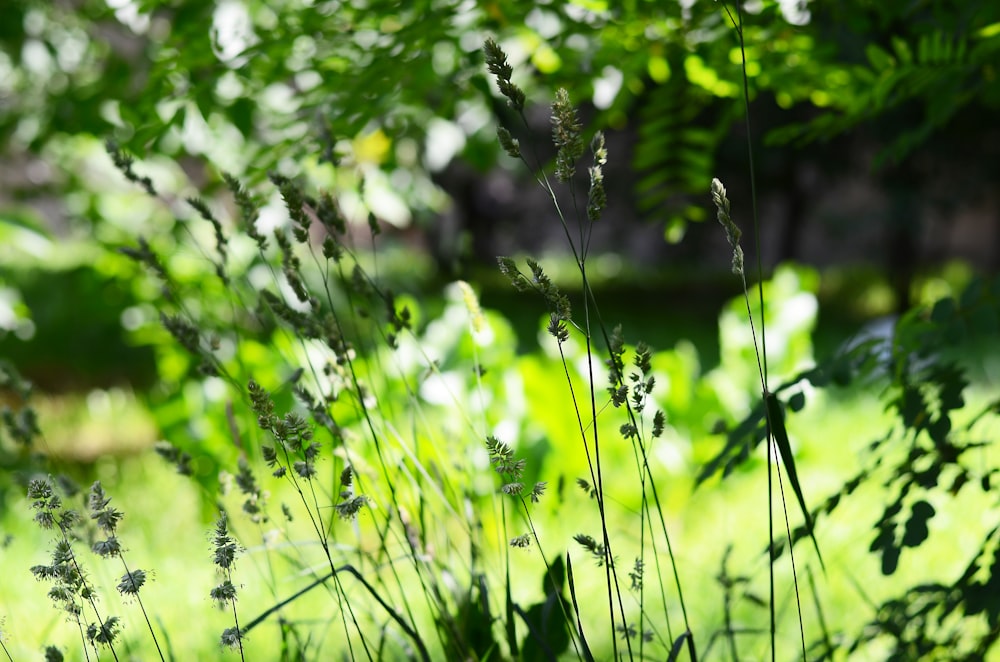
[1,0,999,660]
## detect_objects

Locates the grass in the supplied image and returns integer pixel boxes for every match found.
[2,373,995,659]
[1,455,218,658]
[2,24,1000,662]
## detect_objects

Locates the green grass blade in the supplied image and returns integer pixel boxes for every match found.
[765,392,825,571]
[506,567,519,658]
[565,553,595,662]
[667,629,696,662]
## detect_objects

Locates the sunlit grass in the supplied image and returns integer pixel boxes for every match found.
[3,26,998,658]
[4,357,995,658]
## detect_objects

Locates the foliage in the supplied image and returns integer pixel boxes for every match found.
[6,0,999,394]
[0,35,705,660]
[701,265,1000,657]
[3,3,1000,660]
[768,1,1000,166]
[12,0,995,246]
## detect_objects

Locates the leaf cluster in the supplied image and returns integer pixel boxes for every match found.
[704,274,1000,656]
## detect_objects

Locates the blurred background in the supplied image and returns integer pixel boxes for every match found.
[1,0,999,655]
[2,0,998,402]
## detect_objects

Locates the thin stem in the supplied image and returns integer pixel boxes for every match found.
[65,535,120,662]
[118,556,166,662]
[242,565,431,662]
[775,465,808,658]
[722,3,792,660]
[509,99,632,659]
[228,592,246,662]
[729,2,769,393]
[517,497,583,659]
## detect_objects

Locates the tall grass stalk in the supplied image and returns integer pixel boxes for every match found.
[487,37,695,660]
[14,21,786,662]
[111,152,464,658]
[716,2,817,659]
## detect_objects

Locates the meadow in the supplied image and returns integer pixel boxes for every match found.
[2,24,1000,662]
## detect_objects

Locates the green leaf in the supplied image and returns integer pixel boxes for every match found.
[766,391,824,571]
[902,500,935,548]
[927,415,951,446]
[935,365,967,413]
[505,568,519,658]
[564,554,594,662]
[0,209,51,237]
[831,358,852,386]
[520,557,571,661]
[667,630,692,662]
[866,43,895,71]
[970,306,998,336]
[870,519,900,575]
[881,540,900,575]
[930,297,956,324]
[891,36,913,64]
[943,318,966,345]
[897,386,928,431]
[960,279,984,307]
[229,98,255,137]
[696,399,769,484]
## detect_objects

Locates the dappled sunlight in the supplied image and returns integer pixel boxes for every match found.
[3,0,1000,659]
